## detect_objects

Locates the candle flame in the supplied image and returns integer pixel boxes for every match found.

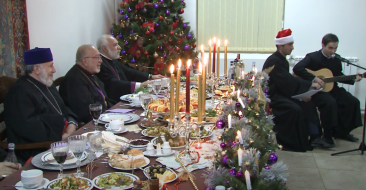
[209,39,212,46]
[187,59,191,67]
[201,44,204,52]
[170,64,174,74]
[178,59,181,68]
[213,37,216,43]
[225,40,228,46]
[199,62,202,73]
[217,39,221,47]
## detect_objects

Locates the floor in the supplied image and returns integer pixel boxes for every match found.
[281,126,366,190]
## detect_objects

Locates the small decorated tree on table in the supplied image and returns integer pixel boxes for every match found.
[111,0,198,75]
[203,66,289,190]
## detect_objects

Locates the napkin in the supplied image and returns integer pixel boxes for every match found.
[106,109,135,114]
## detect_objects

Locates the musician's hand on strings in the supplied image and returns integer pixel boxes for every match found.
[311,82,321,90]
[302,97,311,102]
[355,75,362,82]
[314,77,325,87]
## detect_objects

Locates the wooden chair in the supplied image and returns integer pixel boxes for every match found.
[0,76,54,150]
[53,76,64,87]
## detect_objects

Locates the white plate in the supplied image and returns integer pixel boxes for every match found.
[92,172,139,190]
[109,157,150,170]
[120,94,134,101]
[99,113,133,123]
[15,178,49,190]
[41,151,88,165]
[104,124,129,134]
[141,129,161,138]
[46,177,93,190]
[143,150,176,157]
[143,167,177,183]
[151,137,185,149]
[129,139,150,149]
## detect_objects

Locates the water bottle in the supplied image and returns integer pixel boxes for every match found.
[228,61,235,79]
[252,61,256,72]
[5,143,18,164]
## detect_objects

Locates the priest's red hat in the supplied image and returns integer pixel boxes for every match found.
[275,29,294,45]
[24,47,53,65]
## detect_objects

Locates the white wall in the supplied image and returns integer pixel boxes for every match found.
[187,0,366,109]
[26,0,116,79]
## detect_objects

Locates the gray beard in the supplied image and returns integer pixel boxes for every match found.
[39,67,53,87]
[107,48,120,60]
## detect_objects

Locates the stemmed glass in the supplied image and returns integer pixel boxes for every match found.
[152,79,162,96]
[51,141,69,178]
[89,103,102,131]
[68,135,87,177]
[139,93,153,119]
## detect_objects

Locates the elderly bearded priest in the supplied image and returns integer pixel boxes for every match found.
[96,35,164,102]
[4,48,78,164]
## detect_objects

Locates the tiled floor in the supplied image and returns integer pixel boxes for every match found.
[280,126,366,190]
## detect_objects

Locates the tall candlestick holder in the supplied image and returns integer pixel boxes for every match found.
[180,113,195,162]
[168,120,178,138]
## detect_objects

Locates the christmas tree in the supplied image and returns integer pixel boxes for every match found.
[110,0,198,75]
[203,66,289,190]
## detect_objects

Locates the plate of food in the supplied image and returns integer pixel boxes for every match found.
[99,113,133,123]
[93,172,139,190]
[143,150,176,157]
[47,175,93,190]
[151,134,186,150]
[140,119,167,128]
[143,165,177,184]
[108,149,150,170]
[41,151,88,165]
[129,139,150,150]
[180,129,213,139]
[141,126,170,138]
[147,98,198,115]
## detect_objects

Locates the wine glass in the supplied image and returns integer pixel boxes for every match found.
[89,103,102,131]
[139,93,153,119]
[51,141,69,178]
[152,79,162,96]
[68,135,87,177]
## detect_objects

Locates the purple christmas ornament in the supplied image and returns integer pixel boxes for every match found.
[124,14,129,20]
[160,0,164,3]
[235,102,241,108]
[221,155,229,165]
[154,4,159,9]
[184,44,189,50]
[232,141,237,147]
[124,41,128,45]
[229,168,237,176]
[152,30,155,33]
[264,164,271,170]
[267,152,278,165]
[181,0,184,2]
[220,142,226,149]
[119,10,124,15]
[183,23,187,28]
[128,7,131,12]
[163,53,167,58]
[130,30,134,34]
[131,58,136,63]
[111,33,115,37]
[236,170,243,178]
[155,23,159,27]
[187,33,192,39]
[118,34,123,39]
[166,10,170,15]
[215,119,224,129]
[121,50,126,54]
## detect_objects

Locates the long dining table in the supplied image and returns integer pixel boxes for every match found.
[0,102,208,190]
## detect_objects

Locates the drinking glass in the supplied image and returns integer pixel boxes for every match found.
[51,141,69,178]
[89,103,102,131]
[139,93,153,119]
[68,135,87,177]
[152,79,162,96]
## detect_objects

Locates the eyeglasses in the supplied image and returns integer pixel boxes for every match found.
[84,56,102,61]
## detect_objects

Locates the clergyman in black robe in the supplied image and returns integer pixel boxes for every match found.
[4,48,78,164]
[59,45,113,124]
[262,29,331,152]
[95,35,164,102]
[293,33,362,142]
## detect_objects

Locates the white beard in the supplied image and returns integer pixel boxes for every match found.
[39,66,53,87]
[107,47,120,60]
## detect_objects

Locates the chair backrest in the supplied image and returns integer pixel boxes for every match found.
[0,76,17,143]
[53,76,64,88]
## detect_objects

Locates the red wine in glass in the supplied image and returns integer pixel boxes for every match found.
[89,108,102,120]
[53,152,67,164]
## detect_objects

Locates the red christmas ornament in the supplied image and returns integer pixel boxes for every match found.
[144,51,148,55]
[145,30,150,35]
[178,8,184,14]
[192,43,196,48]
[159,15,163,20]
[176,46,180,51]
[169,31,173,36]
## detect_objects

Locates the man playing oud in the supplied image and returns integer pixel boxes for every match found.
[293,33,362,144]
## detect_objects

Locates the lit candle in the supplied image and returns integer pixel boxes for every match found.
[216,39,220,78]
[175,60,181,114]
[245,170,252,190]
[238,148,243,166]
[242,70,245,79]
[232,86,235,96]
[238,98,245,109]
[186,60,191,114]
[198,63,203,123]
[208,40,212,77]
[212,37,216,73]
[202,57,207,118]
[237,90,240,100]
[228,114,232,128]
[201,45,204,63]
[237,131,243,144]
[224,40,228,76]
[170,65,175,122]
